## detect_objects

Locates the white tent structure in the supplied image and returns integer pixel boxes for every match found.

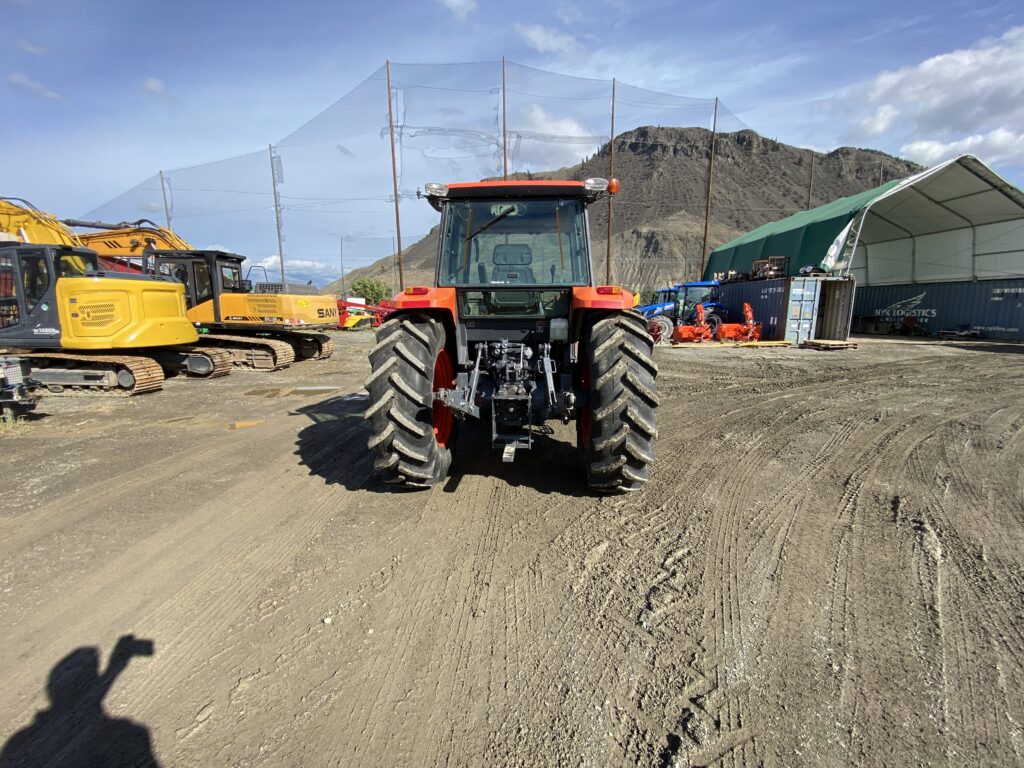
[846,155,1024,286]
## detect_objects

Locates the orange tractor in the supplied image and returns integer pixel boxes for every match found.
[364,178,658,492]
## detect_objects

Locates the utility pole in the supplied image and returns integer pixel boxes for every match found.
[700,98,719,277]
[606,77,616,286]
[805,154,816,210]
[339,236,345,298]
[159,170,172,229]
[386,60,404,291]
[269,144,286,286]
[502,56,509,179]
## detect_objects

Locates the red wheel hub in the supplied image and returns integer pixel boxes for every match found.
[432,348,455,448]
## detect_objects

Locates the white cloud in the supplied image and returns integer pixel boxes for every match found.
[514,23,576,54]
[6,72,58,99]
[512,103,600,171]
[143,77,172,100]
[17,39,46,55]
[436,0,476,21]
[256,255,339,286]
[901,127,1024,166]
[555,3,583,25]
[843,26,1024,168]
[856,104,899,138]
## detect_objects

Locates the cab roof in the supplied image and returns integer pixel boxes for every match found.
[444,180,588,198]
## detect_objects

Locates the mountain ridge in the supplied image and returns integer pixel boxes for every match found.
[326,126,922,295]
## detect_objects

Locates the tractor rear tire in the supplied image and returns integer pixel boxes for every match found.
[364,312,456,488]
[578,312,659,492]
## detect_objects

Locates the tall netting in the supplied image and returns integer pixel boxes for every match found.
[85,60,746,290]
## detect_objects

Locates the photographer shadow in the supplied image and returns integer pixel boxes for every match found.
[1,635,159,768]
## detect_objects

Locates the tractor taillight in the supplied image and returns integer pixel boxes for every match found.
[405,286,430,295]
[596,285,621,295]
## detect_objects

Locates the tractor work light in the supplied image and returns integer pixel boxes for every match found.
[583,178,609,193]
[424,183,448,197]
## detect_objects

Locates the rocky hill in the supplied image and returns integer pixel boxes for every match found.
[327,127,921,294]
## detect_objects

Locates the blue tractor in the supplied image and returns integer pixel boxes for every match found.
[638,280,725,343]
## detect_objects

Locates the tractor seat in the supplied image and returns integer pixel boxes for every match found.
[491,244,535,284]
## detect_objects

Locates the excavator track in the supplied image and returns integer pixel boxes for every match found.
[313,334,334,359]
[23,352,165,395]
[199,334,296,371]
[176,346,235,378]
[284,332,334,360]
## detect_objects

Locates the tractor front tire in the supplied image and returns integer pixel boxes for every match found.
[704,313,723,337]
[650,315,674,346]
[365,312,456,488]
[578,312,659,491]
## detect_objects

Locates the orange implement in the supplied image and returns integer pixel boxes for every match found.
[671,303,712,343]
[715,302,763,341]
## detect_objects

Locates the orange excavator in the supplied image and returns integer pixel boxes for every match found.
[65,219,338,369]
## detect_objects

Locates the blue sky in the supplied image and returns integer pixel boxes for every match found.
[5,0,1023,283]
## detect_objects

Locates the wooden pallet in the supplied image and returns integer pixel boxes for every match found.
[801,339,859,351]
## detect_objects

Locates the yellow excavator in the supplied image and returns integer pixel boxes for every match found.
[0,199,232,394]
[66,220,338,370]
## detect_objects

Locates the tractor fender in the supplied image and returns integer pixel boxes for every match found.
[570,286,635,313]
[389,287,461,362]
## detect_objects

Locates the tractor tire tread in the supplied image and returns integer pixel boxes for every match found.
[364,312,453,488]
[581,312,658,492]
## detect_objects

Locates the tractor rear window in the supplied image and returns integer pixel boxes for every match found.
[438,198,590,287]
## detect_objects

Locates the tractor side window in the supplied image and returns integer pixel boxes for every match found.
[194,262,213,302]
[0,254,19,328]
[18,253,50,313]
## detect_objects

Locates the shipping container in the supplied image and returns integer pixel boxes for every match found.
[852,279,1024,340]
[715,275,856,342]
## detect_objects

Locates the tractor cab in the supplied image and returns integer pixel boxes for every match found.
[434,185,594,326]
[678,280,720,320]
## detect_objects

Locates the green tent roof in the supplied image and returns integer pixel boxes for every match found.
[704,178,902,280]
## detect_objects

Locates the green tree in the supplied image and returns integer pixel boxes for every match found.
[349,276,390,306]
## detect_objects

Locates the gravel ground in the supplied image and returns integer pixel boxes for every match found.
[1,331,1022,767]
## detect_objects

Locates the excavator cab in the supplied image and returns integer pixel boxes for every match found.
[0,243,197,351]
